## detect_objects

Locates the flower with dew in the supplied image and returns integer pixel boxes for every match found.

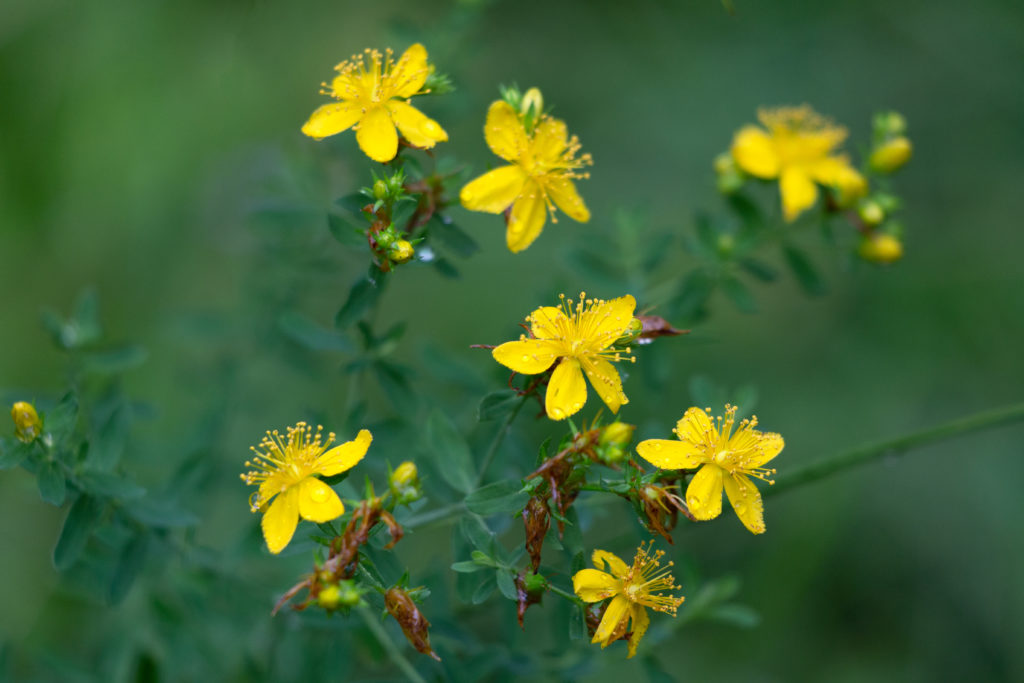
[241,423,372,554]
[492,293,635,420]
[636,405,784,534]
[11,401,42,443]
[301,44,448,163]
[460,94,592,253]
[572,543,685,658]
[731,105,865,222]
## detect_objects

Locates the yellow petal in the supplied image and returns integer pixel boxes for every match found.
[779,167,818,222]
[592,549,629,578]
[545,357,587,420]
[459,165,526,214]
[529,305,569,340]
[636,439,705,470]
[385,100,448,149]
[749,432,784,467]
[301,101,363,140]
[731,126,780,178]
[506,181,547,253]
[572,568,619,602]
[685,464,724,520]
[356,106,399,162]
[261,487,299,554]
[723,472,766,534]
[579,294,637,346]
[676,407,715,446]
[581,356,627,414]
[806,155,854,186]
[626,604,650,659]
[531,117,568,164]
[389,43,430,98]
[297,477,345,523]
[484,100,528,162]
[492,339,560,375]
[592,594,631,646]
[545,175,590,223]
[316,429,372,477]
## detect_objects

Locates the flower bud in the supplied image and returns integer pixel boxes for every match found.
[373,179,389,201]
[869,137,912,174]
[389,461,422,504]
[388,239,414,264]
[385,587,441,661]
[318,579,363,610]
[520,88,543,117]
[614,317,643,346]
[858,233,903,264]
[873,111,907,138]
[599,421,635,448]
[11,402,41,443]
[714,153,744,194]
[831,167,868,208]
[857,200,885,227]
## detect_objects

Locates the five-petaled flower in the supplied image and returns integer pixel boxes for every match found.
[301,44,448,163]
[572,544,684,658]
[242,423,372,554]
[731,105,865,222]
[636,405,784,534]
[492,292,636,421]
[460,94,592,253]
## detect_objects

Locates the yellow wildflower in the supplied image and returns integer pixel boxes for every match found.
[572,543,684,658]
[492,293,635,420]
[731,105,865,222]
[460,94,592,253]
[11,401,42,443]
[241,423,372,554]
[301,44,448,163]
[636,405,783,534]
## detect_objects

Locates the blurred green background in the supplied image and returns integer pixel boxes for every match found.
[2,0,1023,681]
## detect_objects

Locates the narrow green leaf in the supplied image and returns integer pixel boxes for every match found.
[568,603,586,640]
[471,574,497,604]
[109,533,149,604]
[334,192,369,215]
[674,269,715,321]
[53,495,105,570]
[38,460,66,505]
[708,603,761,628]
[335,275,385,330]
[425,409,475,493]
[477,390,520,422]
[561,509,584,557]
[82,346,148,374]
[738,258,779,282]
[721,276,758,313]
[123,497,198,528]
[431,257,460,279]
[726,192,763,230]
[783,245,827,296]
[327,213,367,248]
[77,471,146,500]
[495,570,517,600]
[278,312,353,352]
[428,215,479,257]
[71,288,102,346]
[0,438,33,470]
[46,392,78,440]
[451,561,489,573]
[465,480,529,516]
[458,515,495,553]
[374,361,419,415]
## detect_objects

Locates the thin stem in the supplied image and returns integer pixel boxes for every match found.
[474,393,528,488]
[357,604,427,683]
[768,402,1024,496]
[547,583,584,606]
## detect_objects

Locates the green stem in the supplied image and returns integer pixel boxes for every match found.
[474,394,528,488]
[768,402,1024,496]
[357,604,427,683]
[547,583,584,606]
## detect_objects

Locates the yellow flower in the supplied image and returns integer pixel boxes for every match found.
[301,44,448,163]
[460,95,592,253]
[636,405,784,534]
[241,423,372,554]
[11,401,42,443]
[731,105,865,222]
[492,293,635,420]
[572,544,684,658]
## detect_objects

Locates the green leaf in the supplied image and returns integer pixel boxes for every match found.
[721,276,758,313]
[465,480,529,516]
[451,561,489,573]
[727,192,763,230]
[430,257,460,279]
[738,258,779,282]
[471,574,496,604]
[674,269,715,321]
[77,471,146,500]
[278,312,353,352]
[0,438,33,470]
[82,346,148,374]
[425,409,475,494]
[46,392,78,440]
[327,213,367,248]
[561,509,584,557]
[458,515,495,554]
[783,245,827,296]
[428,215,479,257]
[71,288,102,347]
[109,533,149,604]
[53,495,105,570]
[708,603,761,628]
[373,361,418,415]
[470,550,497,567]
[456,569,484,604]
[495,569,517,600]
[335,273,386,329]
[477,390,520,422]
[38,460,66,505]
[568,602,586,640]
[123,497,198,528]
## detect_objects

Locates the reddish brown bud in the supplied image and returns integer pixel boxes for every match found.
[385,587,441,661]
[523,497,550,572]
[515,571,546,628]
[636,315,688,343]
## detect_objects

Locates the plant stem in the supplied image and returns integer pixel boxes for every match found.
[474,394,528,488]
[768,402,1024,496]
[547,583,584,606]
[357,604,427,683]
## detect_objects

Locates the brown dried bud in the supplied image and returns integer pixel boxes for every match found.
[385,587,441,661]
[523,496,550,572]
[515,571,546,628]
[636,315,687,344]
